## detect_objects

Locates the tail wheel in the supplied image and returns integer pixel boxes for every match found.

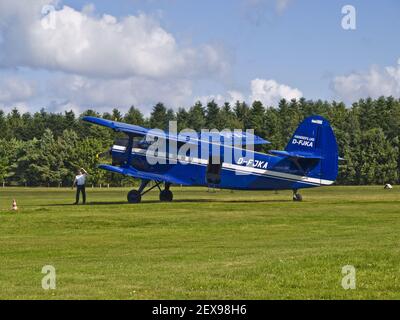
[293,192,303,202]
[127,190,142,203]
[159,189,173,202]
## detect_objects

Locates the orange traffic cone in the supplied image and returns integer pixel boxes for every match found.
[11,199,18,211]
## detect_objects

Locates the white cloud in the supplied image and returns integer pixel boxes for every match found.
[0,101,31,114]
[333,59,400,103]
[0,77,35,104]
[250,78,302,106]
[0,0,231,114]
[243,0,294,24]
[0,1,228,79]
[45,74,192,114]
[0,70,193,115]
[245,0,293,12]
[195,90,246,106]
[45,100,81,115]
[195,78,303,107]
[227,90,246,103]
[276,0,292,13]
[195,94,226,106]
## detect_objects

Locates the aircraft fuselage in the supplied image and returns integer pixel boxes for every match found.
[111,144,333,191]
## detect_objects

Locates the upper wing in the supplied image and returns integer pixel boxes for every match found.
[98,164,191,186]
[83,116,149,137]
[82,116,270,145]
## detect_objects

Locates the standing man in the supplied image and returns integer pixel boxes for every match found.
[73,168,88,205]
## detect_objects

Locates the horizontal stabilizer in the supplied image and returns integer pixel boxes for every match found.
[98,164,191,186]
[83,116,270,145]
[269,150,324,159]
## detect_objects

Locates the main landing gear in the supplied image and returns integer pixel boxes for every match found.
[127,180,173,204]
[292,189,303,202]
[127,189,142,203]
[159,183,173,202]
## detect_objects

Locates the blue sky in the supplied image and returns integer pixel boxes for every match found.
[0,0,399,114]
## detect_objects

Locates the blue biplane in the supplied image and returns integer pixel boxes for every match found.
[83,115,339,203]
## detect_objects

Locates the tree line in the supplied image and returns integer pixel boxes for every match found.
[0,96,399,186]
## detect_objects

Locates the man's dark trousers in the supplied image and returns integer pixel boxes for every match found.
[76,185,86,204]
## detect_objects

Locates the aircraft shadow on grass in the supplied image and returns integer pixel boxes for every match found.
[42,198,293,207]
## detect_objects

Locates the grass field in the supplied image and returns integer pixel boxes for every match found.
[0,186,399,300]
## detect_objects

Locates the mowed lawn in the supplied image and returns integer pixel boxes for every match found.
[0,186,399,300]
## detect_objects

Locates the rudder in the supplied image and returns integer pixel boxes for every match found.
[285,115,338,184]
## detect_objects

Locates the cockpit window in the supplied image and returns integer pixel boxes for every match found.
[138,138,158,150]
[114,138,129,148]
[138,140,151,149]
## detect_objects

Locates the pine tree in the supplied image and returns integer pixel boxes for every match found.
[205,100,220,129]
[234,101,250,129]
[176,108,189,131]
[150,103,168,130]
[187,102,206,131]
[124,106,145,126]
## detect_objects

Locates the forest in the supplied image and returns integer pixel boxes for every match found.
[0,96,399,186]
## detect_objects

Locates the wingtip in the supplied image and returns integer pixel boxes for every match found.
[82,115,97,122]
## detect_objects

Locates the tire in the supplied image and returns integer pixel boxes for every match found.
[293,193,303,202]
[127,190,142,203]
[159,189,173,202]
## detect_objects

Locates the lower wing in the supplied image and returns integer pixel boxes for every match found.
[98,164,191,186]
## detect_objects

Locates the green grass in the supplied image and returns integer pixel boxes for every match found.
[0,186,399,299]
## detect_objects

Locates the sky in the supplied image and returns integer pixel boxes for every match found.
[0,0,399,115]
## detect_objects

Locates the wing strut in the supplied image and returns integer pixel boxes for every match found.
[125,135,134,167]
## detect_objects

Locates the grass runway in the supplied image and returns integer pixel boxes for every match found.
[0,186,399,299]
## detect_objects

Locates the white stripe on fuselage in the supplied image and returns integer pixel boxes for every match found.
[111,145,334,186]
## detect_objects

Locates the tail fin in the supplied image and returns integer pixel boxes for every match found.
[284,115,338,184]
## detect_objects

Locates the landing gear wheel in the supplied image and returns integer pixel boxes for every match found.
[127,190,142,203]
[159,189,173,202]
[293,192,303,202]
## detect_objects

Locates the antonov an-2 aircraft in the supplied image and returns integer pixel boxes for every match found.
[83,115,339,203]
